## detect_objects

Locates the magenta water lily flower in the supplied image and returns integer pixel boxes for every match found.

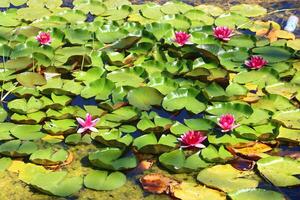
[36,32,52,45]
[76,113,99,134]
[218,114,240,132]
[245,55,268,69]
[174,31,191,46]
[213,26,234,42]
[178,130,207,149]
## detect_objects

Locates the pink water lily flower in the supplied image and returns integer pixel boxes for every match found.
[36,32,52,45]
[174,31,191,46]
[218,114,240,132]
[178,130,207,149]
[213,26,234,42]
[245,55,268,69]
[76,113,99,134]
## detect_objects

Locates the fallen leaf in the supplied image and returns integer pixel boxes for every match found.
[227,142,272,159]
[140,173,179,194]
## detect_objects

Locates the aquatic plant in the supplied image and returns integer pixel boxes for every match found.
[0,0,299,199]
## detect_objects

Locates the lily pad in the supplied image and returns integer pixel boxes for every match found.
[92,129,133,148]
[162,88,206,114]
[133,133,177,154]
[230,4,267,17]
[159,149,210,173]
[88,147,137,170]
[127,87,163,110]
[0,140,38,157]
[257,156,300,187]
[197,164,259,192]
[229,188,284,200]
[84,170,126,190]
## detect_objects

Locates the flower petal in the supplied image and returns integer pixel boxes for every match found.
[76,118,85,126]
[89,127,98,132]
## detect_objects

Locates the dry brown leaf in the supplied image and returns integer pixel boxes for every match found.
[140,173,179,194]
[227,142,272,159]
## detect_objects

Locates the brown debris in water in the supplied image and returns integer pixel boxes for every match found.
[140,173,180,194]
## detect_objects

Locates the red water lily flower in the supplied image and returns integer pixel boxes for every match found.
[36,32,52,45]
[218,114,239,132]
[245,55,268,69]
[174,31,191,46]
[213,26,234,42]
[76,113,99,134]
[178,130,207,149]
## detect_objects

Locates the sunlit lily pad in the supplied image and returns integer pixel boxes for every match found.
[0,140,38,157]
[257,156,300,187]
[30,148,69,165]
[162,88,206,114]
[159,149,210,173]
[230,4,267,17]
[84,170,126,190]
[229,188,284,200]
[197,164,259,192]
[89,147,137,170]
[133,133,177,154]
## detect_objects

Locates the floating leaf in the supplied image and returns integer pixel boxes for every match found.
[230,4,267,17]
[162,88,206,114]
[84,170,126,190]
[257,156,300,187]
[133,133,177,154]
[173,182,226,200]
[229,188,284,200]
[197,164,259,192]
[159,149,209,173]
[30,148,69,165]
[88,147,137,170]
[127,87,163,110]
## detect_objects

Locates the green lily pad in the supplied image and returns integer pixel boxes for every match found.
[273,109,300,129]
[81,78,115,100]
[230,4,267,17]
[159,149,210,173]
[16,72,47,88]
[88,147,137,170]
[0,140,38,157]
[84,170,126,190]
[197,164,259,192]
[206,102,253,118]
[133,133,177,154]
[0,157,12,172]
[8,97,44,114]
[170,118,214,135]
[215,13,250,29]
[0,106,7,122]
[201,145,233,163]
[137,113,173,132]
[252,47,291,63]
[145,22,173,40]
[229,188,284,200]
[162,88,206,114]
[43,119,77,135]
[73,0,107,15]
[30,148,69,165]
[107,67,145,87]
[19,166,83,197]
[257,156,300,187]
[127,87,163,110]
[10,124,45,140]
[92,129,133,148]
[277,126,300,142]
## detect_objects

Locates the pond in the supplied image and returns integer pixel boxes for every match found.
[0,0,300,200]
